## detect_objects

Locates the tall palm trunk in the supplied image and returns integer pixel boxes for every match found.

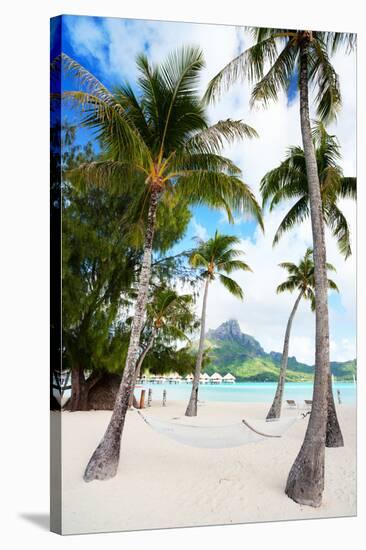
[285,40,340,505]
[84,188,159,481]
[128,331,156,407]
[266,290,304,420]
[185,277,210,417]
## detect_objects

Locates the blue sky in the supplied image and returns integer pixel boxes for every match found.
[54,15,357,363]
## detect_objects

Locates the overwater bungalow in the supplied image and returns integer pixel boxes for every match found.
[223,373,236,384]
[210,372,223,384]
[200,372,210,384]
[168,372,182,384]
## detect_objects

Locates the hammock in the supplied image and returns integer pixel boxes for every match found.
[136,410,298,449]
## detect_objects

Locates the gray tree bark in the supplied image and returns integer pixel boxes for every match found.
[185,277,210,416]
[83,187,159,481]
[266,290,304,420]
[326,373,344,447]
[285,39,337,506]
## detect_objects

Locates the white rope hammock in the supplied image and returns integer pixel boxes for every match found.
[136,410,298,449]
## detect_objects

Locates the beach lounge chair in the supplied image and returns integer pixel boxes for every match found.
[304,399,313,409]
[286,399,297,409]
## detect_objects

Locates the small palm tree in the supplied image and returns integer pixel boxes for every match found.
[58,46,263,481]
[267,249,338,420]
[185,231,251,416]
[261,122,356,258]
[205,28,355,506]
[129,288,197,404]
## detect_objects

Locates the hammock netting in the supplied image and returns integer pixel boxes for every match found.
[136,410,297,449]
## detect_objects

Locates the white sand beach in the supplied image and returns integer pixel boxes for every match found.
[60,401,356,535]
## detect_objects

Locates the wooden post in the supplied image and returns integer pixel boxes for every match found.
[162,389,167,407]
[147,388,152,407]
[139,389,146,409]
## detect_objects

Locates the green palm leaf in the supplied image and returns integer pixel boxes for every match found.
[218,274,244,300]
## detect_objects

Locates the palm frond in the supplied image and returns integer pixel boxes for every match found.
[276,280,297,294]
[338,177,357,199]
[158,46,205,158]
[66,160,147,188]
[62,90,150,165]
[323,203,352,258]
[176,171,263,229]
[308,38,341,123]
[273,196,310,245]
[218,259,252,274]
[305,287,316,312]
[189,252,209,269]
[184,119,258,156]
[318,32,356,55]
[59,53,113,100]
[260,148,307,208]
[278,261,298,273]
[218,274,244,299]
[170,152,241,176]
[327,279,339,292]
[250,39,298,107]
[204,35,281,104]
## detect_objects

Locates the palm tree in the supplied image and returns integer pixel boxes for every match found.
[129,287,197,406]
[185,231,251,416]
[260,122,354,442]
[266,248,338,420]
[261,122,356,258]
[59,47,263,481]
[205,27,354,506]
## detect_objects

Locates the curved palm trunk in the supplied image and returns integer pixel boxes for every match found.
[285,41,342,506]
[266,290,304,420]
[326,373,344,447]
[128,332,156,408]
[185,277,210,417]
[84,188,159,482]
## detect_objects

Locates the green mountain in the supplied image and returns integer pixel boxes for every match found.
[203,320,356,382]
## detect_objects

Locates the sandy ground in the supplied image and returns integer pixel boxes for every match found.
[59,401,356,534]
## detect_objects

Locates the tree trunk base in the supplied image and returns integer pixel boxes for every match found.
[326,414,344,447]
[185,398,197,417]
[68,383,90,411]
[285,439,325,507]
[84,434,121,482]
[266,402,281,421]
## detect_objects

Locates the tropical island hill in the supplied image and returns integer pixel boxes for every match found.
[202,320,356,382]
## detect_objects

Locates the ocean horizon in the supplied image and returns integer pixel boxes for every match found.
[138,381,356,405]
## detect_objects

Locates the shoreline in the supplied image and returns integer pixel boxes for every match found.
[60,401,356,534]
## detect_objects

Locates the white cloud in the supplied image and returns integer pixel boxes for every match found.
[191,218,209,241]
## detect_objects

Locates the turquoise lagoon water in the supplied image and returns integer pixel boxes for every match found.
[140,381,356,405]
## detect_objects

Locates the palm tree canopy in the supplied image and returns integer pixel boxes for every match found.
[205,28,355,123]
[147,287,197,342]
[277,247,338,311]
[189,231,251,299]
[260,122,356,257]
[57,47,263,231]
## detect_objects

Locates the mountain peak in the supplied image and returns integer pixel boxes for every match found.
[210,319,241,340]
[203,319,356,381]
[206,320,265,356]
